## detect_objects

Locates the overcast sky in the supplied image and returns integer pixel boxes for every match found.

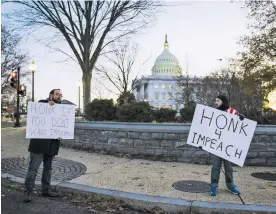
[2,1,251,109]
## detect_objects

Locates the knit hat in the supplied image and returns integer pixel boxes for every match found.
[216,95,228,104]
[216,95,229,110]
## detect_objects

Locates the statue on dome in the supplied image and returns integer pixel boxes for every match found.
[164,34,169,51]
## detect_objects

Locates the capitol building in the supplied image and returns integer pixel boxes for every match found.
[133,35,276,112]
[133,35,185,111]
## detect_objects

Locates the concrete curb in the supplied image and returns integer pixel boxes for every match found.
[56,182,276,214]
[2,173,276,214]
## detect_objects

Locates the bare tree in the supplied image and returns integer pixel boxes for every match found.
[195,68,262,112]
[91,78,104,100]
[95,40,144,104]
[208,69,239,104]
[174,72,198,108]
[4,1,162,109]
[1,87,16,106]
[92,87,103,100]
[1,25,28,91]
[195,69,242,108]
[173,55,197,108]
[194,76,216,107]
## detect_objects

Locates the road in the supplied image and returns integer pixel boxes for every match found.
[1,186,99,214]
[1,178,149,214]
[1,181,114,214]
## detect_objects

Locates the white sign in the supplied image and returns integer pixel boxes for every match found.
[187,104,257,167]
[26,102,75,139]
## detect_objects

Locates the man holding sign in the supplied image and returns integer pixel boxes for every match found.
[187,95,257,197]
[24,89,62,202]
[209,95,243,196]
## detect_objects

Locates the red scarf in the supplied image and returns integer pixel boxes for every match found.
[227,107,239,115]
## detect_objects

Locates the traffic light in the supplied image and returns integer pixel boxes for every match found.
[9,72,17,88]
[19,84,26,96]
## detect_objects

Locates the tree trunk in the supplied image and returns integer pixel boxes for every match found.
[123,97,128,105]
[82,72,92,111]
[123,90,128,105]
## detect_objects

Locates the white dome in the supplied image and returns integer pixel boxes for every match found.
[154,52,179,65]
[152,35,182,76]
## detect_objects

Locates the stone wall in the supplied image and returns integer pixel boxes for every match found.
[61,122,276,166]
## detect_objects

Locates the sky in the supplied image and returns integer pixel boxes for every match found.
[2,1,251,110]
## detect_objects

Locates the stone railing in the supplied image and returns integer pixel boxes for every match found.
[61,122,276,166]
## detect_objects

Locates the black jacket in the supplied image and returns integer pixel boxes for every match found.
[28,99,60,156]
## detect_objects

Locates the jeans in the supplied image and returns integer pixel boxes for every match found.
[211,155,233,189]
[24,153,54,193]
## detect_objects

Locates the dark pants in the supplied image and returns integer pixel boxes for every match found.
[24,153,54,193]
[211,155,233,189]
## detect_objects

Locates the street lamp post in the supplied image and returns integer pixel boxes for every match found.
[30,61,36,102]
[78,81,81,114]
[14,67,21,127]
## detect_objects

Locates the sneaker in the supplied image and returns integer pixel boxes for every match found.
[23,190,32,203]
[42,190,59,197]
[209,186,216,196]
[228,184,240,195]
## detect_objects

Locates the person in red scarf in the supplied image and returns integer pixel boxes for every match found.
[209,95,244,196]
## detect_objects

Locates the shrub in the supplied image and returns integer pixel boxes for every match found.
[259,110,276,125]
[85,99,116,121]
[116,101,153,122]
[117,91,136,106]
[152,108,177,123]
[236,108,276,124]
[243,108,263,123]
[179,107,195,123]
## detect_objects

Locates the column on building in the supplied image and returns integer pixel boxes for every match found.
[148,82,153,102]
[133,88,137,100]
[144,82,149,100]
[140,83,145,101]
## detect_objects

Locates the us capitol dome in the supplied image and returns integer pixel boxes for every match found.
[151,35,182,76]
[133,35,185,111]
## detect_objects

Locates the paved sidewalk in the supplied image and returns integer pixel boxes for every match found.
[1,127,276,207]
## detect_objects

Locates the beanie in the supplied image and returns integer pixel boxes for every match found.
[216,95,229,106]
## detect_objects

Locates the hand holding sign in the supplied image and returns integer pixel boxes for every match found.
[239,113,245,121]
[48,101,55,105]
[187,104,257,167]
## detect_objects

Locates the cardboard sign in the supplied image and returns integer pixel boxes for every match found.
[187,104,257,167]
[26,102,75,139]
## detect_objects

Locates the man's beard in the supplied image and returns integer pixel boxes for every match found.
[52,97,58,103]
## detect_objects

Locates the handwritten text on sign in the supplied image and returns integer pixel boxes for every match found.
[26,102,75,139]
[187,104,257,167]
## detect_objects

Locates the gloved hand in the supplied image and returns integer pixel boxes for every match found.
[48,101,55,105]
[239,114,245,121]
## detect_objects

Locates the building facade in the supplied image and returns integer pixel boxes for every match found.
[133,35,184,111]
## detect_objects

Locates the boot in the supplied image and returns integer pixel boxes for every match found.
[42,190,59,197]
[23,190,32,203]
